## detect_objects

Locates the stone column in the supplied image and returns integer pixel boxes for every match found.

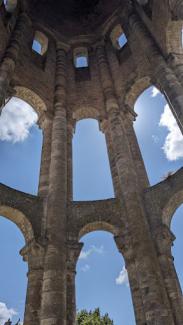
[100,119,122,198]
[115,235,146,325]
[20,241,44,325]
[124,111,149,190]
[67,121,75,202]
[124,9,183,133]
[38,114,53,198]
[96,44,174,325]
[0,12,28,110]
[40,45,68,325]
[66,241,83,325]
[155,225,183,324]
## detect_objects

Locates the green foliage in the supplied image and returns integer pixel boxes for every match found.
[76,308,114,325]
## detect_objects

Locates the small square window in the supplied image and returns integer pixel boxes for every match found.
[118,33,127,49]
[32,40,42,55]
[75,56,88,68]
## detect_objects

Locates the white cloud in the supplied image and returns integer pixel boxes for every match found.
[159,104,183,161]
[0,302,17,323]
[81,264,90,272]
[116,266,129,286]
[0,97,38,143]
[79,245,104,260]
[151,86,160,97]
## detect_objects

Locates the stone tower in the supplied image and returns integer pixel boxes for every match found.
[0,0,183,324]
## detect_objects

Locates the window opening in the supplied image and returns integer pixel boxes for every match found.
[32,31,48,56]
[110,24,127,49]
[0,216,27,323]
[76,231,135,324]
[134,86,183,186]
[118,33,127,48]
[74,47,89,68]
[75,56,88,68]
[0,97,43,194]
[73,119,114,201]
[32,39,42,55]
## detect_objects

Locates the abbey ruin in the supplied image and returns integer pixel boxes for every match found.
[0,0,183,324]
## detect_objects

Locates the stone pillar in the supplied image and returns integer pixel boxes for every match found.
[20,241,44,325]
[115,235,146,325]
[155,225,183,324]
[67,121,75,202]
[40,45,68,325]
[100,119,122,198]
[66,241,83,325]
[124,111,149,190]
[38,114,53,198]
[0,12,28,110]
[124,9,183,133]
[96,44,174,325]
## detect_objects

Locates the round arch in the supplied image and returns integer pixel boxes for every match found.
[14,86,47,120]
[0,205,34,244]
[73,107,100,122]
[162,190,183,228]
[78,221,119,241]
[125,76,152,109]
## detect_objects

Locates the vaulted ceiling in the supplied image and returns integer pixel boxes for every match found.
[28,0,122,37]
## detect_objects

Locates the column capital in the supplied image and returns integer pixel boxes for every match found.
[122,105,137,123]
[20,239,45,272]
[114,234,135,263]
[20,239,45,262]
[56,41,70,53]
[38,111,53,130]
[94,40,106,52]
[154,224,175,255]
[67,241,84,274]
[67,118,76,136]
[99,118,108,133]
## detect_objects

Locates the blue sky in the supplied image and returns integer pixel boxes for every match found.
[0,87,182,324]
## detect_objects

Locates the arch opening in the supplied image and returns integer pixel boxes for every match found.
[133,85,183,186]
[0,96,43,194]
[73,118,114,201]
[0,214,28,324]
[76,230,135,324]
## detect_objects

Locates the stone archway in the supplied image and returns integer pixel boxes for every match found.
[14,86,47,121]
[0,205,34,244]
[162,190,183,228]
[125,76,152,109]
[75,229,136,325]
